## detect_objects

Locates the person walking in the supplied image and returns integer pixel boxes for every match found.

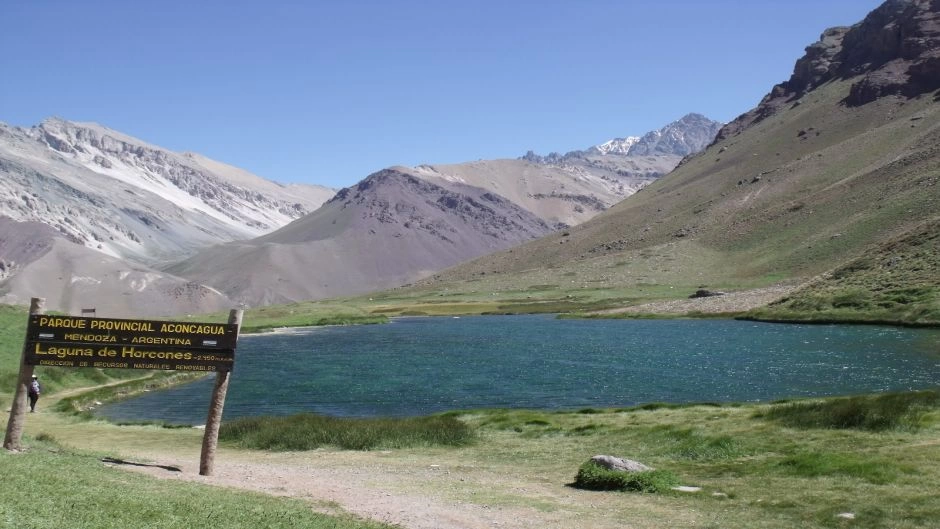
[27,375,41,412]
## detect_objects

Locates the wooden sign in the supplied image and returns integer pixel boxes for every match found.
[23,315,238,372]
[5,298,242,475]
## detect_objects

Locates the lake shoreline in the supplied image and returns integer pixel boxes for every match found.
[92,315,940,425]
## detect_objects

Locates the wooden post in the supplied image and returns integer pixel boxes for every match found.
[4,297,45,451]
[199,308,242,476]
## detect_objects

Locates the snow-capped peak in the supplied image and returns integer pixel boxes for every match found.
[590,136,641,155]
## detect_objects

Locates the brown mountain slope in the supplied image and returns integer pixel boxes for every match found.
[0,217,233,317]
[414,1,940,309]
[166,169,556,305]
[399,160,626,228]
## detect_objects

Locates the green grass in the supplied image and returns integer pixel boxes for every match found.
[219,413,476,450]
[775,451,907,484]
[0,438,392,529]
[0,303,28,393]
[12,392,940,529]
[180,301,388,334]
[757,390,940,431]
[644,425,751,461]
[747,220,940,326]
[472,399,940,527]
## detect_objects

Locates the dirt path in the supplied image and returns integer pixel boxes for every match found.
[22,384,686,529]
[596,284,799,316]
[126,453,521,529]
[117,446,685,529]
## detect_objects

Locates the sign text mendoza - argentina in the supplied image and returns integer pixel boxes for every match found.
[24,314,239,372]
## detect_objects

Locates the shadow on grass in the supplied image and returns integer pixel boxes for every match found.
[101,457,181,472]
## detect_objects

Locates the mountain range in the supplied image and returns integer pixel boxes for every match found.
[6,0,932,321]
[413,0,939,324]
[522,113,722,181]
[164,114,721,306]
[0,111,719,313]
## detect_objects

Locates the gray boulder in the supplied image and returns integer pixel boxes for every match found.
[591,455,653,473]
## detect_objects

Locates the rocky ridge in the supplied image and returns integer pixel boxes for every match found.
[0,118,335,265]
[522,113,723,181]
[717,0,940,140]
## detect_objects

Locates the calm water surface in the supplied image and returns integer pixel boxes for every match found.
[97,315,940,424]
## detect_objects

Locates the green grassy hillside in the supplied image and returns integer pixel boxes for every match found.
[394,80,939,323]
[748,218,940,325]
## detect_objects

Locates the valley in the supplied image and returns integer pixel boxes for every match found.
[1,1,939,528]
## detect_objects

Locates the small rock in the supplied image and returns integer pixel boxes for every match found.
[712,492,729,498]
[836,512,856,520]
[690,289,725,298]
[672,486,702,492]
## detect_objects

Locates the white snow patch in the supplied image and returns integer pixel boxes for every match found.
[594,136,640,155]
[414,165,466,184]
[128,272,162,292]
[70,276,101,285]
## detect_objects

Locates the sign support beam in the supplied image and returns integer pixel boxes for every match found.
[4,297,45,451]
[199,308,242,476]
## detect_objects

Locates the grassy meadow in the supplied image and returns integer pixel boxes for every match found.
[6,389,940,529]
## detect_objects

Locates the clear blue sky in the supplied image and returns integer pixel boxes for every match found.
[1,0,883,188]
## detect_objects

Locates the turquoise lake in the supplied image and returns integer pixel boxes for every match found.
[96,315,940,424]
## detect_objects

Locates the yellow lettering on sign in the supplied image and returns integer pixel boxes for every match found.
[37,316,87,329]
[34,343,94,359]
[131,336,192,345]
[64,333,117,342]
[159,323,226,335]
[120,347,193,361]
[89,320,155,332]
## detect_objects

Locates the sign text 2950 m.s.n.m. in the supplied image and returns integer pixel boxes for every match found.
[24,315,239,372]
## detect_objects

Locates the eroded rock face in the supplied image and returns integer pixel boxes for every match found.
[841,0,940,105]
[525,113,723,181]
[0,118,335,266]
[717,0,940,140]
